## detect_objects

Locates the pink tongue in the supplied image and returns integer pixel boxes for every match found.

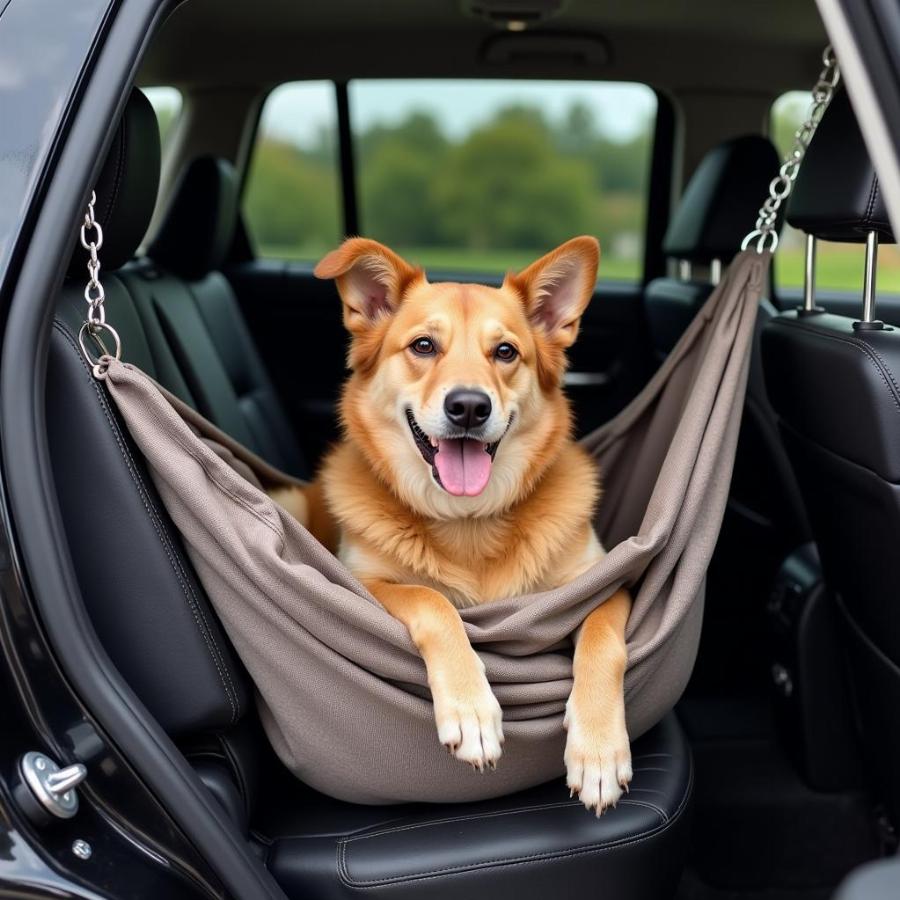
[434,439,493,496]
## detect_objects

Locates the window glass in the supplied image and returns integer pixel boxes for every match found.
[771,91,900,293]
[143,86,182,152]
[349,79,657,281]
[243,81,341,261]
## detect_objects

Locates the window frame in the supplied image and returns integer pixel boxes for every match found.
[239,78,674,285]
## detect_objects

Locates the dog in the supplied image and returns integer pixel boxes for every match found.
[270,235,632,814]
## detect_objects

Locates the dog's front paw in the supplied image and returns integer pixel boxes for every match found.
[431,652,504,772]
[563,696,632,816]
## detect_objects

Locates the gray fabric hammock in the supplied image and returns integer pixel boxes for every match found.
[95,249,769,805]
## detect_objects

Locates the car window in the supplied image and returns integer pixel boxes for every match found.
[348,79,656,281]
[143,86,182,153]
[243,81,342,262]
[771,90,900,293]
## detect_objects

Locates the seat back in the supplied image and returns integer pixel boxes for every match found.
[145,156,308,478]
[48,89,249,737]
[762,88,900,820]
[645,135,809,556]
[645,135,781,359]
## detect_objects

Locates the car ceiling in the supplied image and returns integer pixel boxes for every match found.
[141,0,828,96]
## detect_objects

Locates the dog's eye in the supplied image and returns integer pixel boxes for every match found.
[495,342,518,362]
[410,337,436,356]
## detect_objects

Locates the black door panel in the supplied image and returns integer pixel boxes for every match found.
[227,262,656,469]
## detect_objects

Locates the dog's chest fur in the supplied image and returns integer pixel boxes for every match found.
[322,440,604,606]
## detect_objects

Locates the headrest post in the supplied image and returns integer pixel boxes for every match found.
[678,260,692,282]
[710,258,722,286]
[862,229,878,323]
[803,234,817,312]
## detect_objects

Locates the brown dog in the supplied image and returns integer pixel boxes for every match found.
[271,236,632,814]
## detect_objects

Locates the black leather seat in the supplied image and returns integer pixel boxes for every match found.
[645,135,781,359]
[128,156,308,477]
[644,136,810,557]
[47,88,694,899]
[761,88,900,822]
[264,715,692,900]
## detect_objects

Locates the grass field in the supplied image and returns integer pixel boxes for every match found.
[260,237,900,296]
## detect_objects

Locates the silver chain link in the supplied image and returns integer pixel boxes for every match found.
[80,191,106,325]
[742,45,841,254]
[78,191,122,374]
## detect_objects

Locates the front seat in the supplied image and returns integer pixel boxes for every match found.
[761,88,900,823]
[48,89,694,899]
[644,135,810,556]
[645,136,811,691]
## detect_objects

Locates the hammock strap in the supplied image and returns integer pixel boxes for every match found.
[741,45,841,254]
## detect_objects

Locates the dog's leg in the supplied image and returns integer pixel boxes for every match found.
[269,482,339,553]
[564,588,632,815]
[364,579,504,771]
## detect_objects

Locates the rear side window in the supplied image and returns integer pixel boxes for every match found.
[771,91,900,294]
[243,81,342,261]
[348,79,657,281]
[143,86,182,152]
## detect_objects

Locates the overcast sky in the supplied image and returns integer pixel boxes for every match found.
[260,79,658,148]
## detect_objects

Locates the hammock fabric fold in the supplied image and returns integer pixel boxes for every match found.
[96,250,769,805]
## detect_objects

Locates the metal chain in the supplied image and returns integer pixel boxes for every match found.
[77,191,122,374]
[80,191,106,326]
[742,45,841,254]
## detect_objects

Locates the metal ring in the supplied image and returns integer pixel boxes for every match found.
[78,321,121,375]
[740,229,779,254]
[84,281,105,306]
[79,221,103,252]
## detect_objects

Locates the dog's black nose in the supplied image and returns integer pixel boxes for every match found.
[444,389,492,430]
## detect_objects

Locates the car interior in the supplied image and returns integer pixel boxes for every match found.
[37,0,900,897]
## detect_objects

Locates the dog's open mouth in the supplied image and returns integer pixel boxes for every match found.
[405,409,507,497]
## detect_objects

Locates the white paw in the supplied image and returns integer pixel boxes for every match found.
[432,653,504,772]
[563,698,632,816]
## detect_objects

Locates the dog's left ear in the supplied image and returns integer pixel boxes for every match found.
[314,238,424,335]
[505,236,600,348]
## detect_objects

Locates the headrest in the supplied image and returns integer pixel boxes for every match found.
[148,156,239,279]
[663,135,781,263]
[787,89,894,243]
[68,88,160,277]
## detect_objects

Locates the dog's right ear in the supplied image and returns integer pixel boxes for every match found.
[314,238,424,335]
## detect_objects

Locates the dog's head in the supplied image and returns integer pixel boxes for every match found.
[315,236,599,519]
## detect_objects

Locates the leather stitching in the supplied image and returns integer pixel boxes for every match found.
[53,321,241,724]
[58,322,241,723]
[101,124,127,239]
[336,756,693,887]
[771,318,900,416]
[331,755,673,842]
[864,175,878,229]
[341,796,648,844]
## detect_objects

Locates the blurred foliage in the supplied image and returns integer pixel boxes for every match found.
[243,99,654,278]
[155,105,176,148]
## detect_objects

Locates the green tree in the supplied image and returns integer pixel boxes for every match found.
[433,106,595,250]
[244,139,340,254]
[357,112,449,245]
[770,93,807,157]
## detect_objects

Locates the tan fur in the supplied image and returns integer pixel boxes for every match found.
[272,236,632,812]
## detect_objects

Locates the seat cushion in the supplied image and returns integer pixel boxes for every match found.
[263,714,692,900]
